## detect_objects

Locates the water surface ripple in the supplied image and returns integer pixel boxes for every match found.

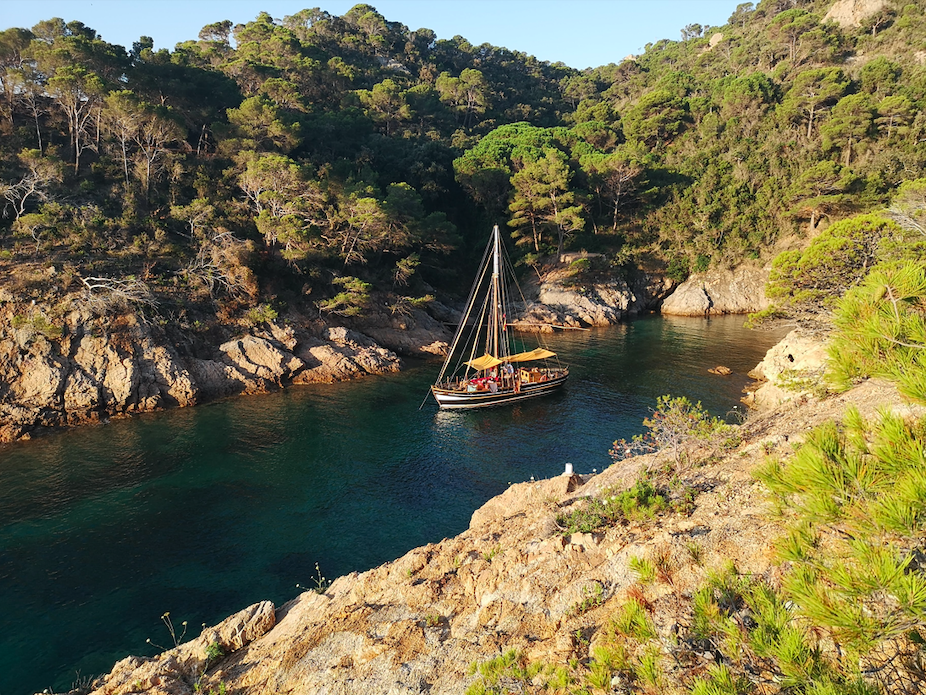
[0,316,784,693]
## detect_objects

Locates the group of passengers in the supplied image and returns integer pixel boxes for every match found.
[459,364,550,393]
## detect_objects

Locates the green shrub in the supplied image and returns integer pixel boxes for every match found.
[827,260,926,403]
[629,555,656,584]
[666,256,690,282]
[755,408,926,669]
[317,276,372,317]
[612,600,657,642]
[555,476,668,535]
[465,650,540,695]
[245,303,278,325]
[568,582,605,616]
[613,395,732,471]
[690,664,751,695]
[765,214,904,316]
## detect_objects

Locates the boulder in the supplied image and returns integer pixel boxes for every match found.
[538,280,629,325]
[86,602,276,695]
[355,308,451,357]
[527,267,671,328]
[200,600,276,653]
[218,334,305,388]
[293,327,401,383]
[745,329,828,410]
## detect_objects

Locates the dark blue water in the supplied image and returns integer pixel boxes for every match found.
[0,315,783,694]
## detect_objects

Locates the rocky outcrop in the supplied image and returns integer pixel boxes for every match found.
[91,602,275,695]
[292,327,403,384]
[525,269,673,328]
[0,309,199,442]
[0,298,406,442]
[823,0,889,28]
[355,307,451,357]
[660,263,770,316]
[744,329,829,410]
[82,363,913,695]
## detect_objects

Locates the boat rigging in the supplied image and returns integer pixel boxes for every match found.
[430,225,569,409]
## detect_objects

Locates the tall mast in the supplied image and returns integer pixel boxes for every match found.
[492,225,500,359]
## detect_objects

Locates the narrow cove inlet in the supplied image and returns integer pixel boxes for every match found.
[0,315,786,694]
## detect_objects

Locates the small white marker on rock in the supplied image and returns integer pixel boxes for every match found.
[564,462,573,476]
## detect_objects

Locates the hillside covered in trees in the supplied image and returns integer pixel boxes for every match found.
[0,0,925,327]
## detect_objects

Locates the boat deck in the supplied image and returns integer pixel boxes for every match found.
[432,368,568,409]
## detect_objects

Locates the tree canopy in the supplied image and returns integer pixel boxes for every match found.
[1,0,925,321]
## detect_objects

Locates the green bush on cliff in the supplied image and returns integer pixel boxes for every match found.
[555,476,668,536]
[465,650,541,695]
[764,214,906,318]
[827,260,926,403]
[612,395,734,471]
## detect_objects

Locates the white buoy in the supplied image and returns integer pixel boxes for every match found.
[564,462,573,476]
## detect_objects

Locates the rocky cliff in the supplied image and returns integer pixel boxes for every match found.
[514,265,674,330]
[0,260,681,442]
[743,329,830,410]
[77,333,923,695]
[0,292,416,443]
[659,263,770,317]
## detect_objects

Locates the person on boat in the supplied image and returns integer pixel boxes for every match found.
[488,379,498,393]
[502,363,514,386]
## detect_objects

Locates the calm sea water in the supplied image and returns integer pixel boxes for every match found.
[0,315,784,694]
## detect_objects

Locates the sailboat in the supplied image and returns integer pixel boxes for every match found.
[431,224,569,409]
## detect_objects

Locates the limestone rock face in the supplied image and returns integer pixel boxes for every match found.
[529,269,672,328]
[823,0,888,28]
[88,601,275,695]
[538,279,632,325]
[0,301,404,442]
[661,263,770,316]
[745,329,829,409]
[218,335,306,388]
[357,308,451,357]
[293,327,402,383]
[0,309,199,441]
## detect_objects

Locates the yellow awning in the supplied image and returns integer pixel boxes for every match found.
[465,354,503,371]
[508,348,556,363]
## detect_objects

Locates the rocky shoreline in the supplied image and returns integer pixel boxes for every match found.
[74,326,922,695]
[0,263,770,443]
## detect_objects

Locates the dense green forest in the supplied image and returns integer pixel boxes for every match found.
[1,0,925,324]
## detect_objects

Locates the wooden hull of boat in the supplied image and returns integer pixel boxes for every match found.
[431,373,568,409]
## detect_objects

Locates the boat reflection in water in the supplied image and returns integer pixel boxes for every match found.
[431,225,568,409]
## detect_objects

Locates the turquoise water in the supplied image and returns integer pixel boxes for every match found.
[0,315,783,694]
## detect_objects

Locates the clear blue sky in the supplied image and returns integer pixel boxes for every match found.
[3,1,741,70]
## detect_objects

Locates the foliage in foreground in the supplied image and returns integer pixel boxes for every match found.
[828,260,926,403]
[756,408,926,690]
[471,390,926,694]
[760,213,916,322]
